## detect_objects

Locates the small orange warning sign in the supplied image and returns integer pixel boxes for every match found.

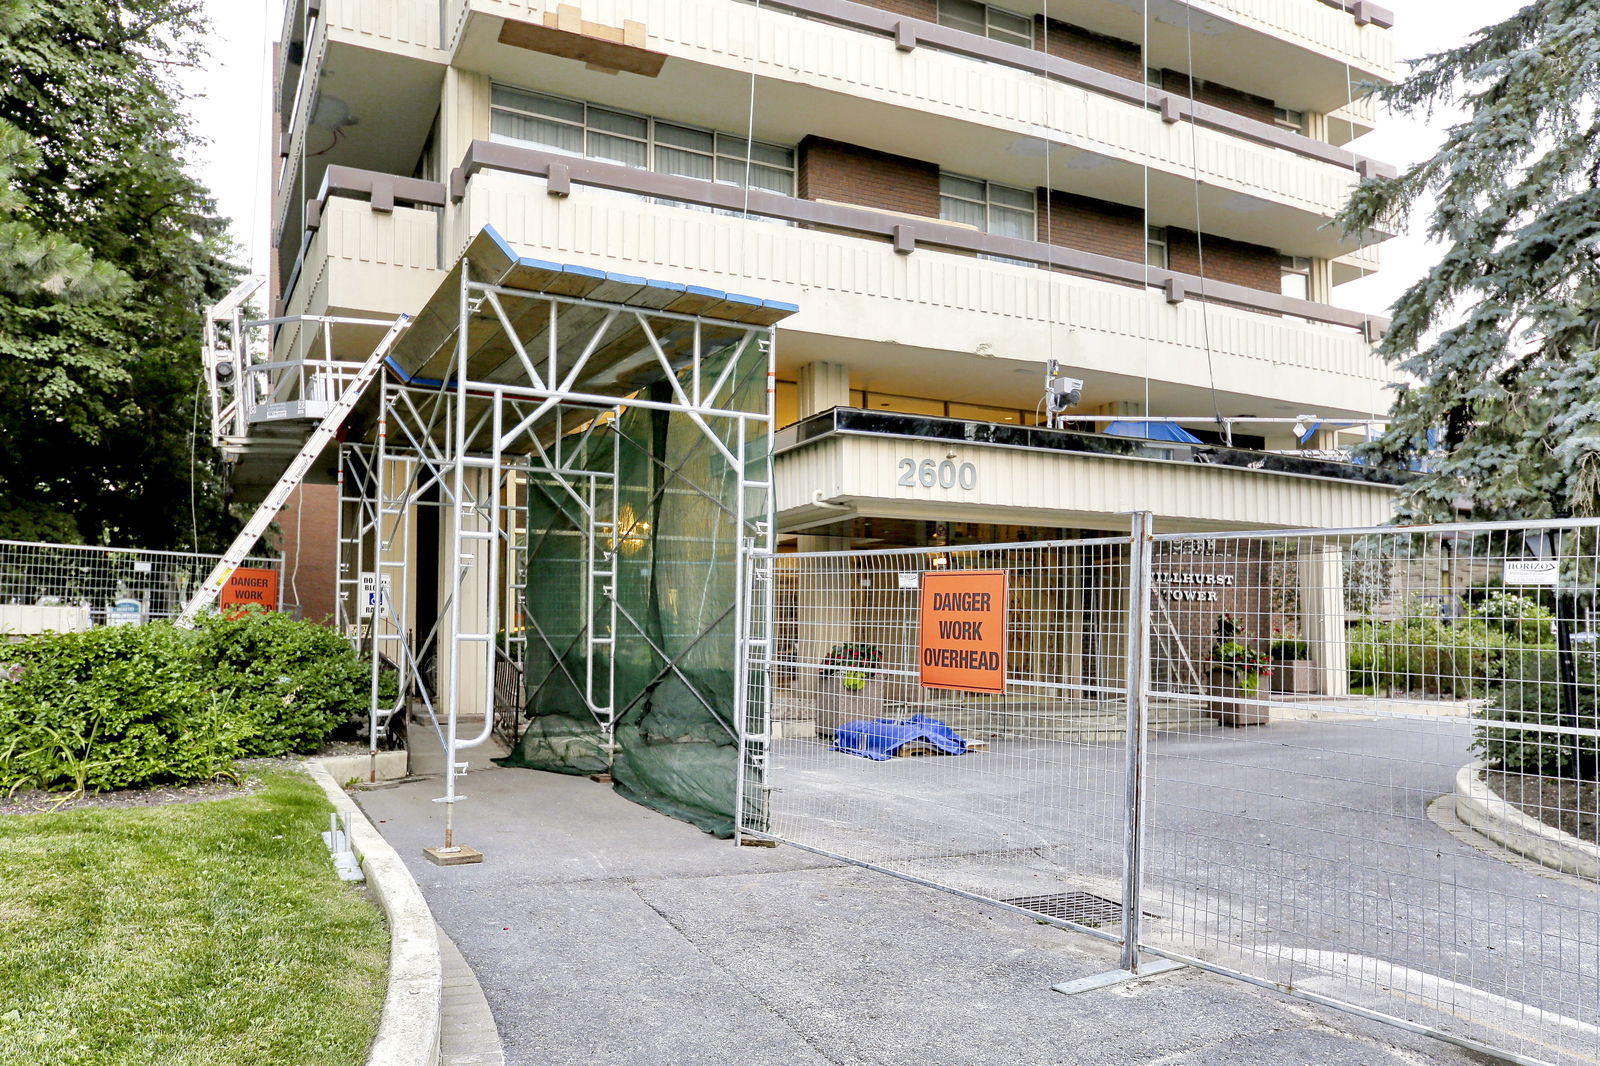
[220,567,280,615]
[918,569,1007,694]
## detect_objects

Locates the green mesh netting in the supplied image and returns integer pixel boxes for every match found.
[499,330,767,837]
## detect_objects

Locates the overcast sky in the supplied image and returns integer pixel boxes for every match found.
[180,0,1527,315]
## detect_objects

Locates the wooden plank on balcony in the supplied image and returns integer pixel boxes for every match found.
[497,15,667,78]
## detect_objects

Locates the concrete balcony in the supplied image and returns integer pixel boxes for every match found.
[448,157,1396,417]
[443,0,1392,255]
[276,189,445,361]
[446,0,1392,114]
[273,0,447,255]
[774,408,1402,534]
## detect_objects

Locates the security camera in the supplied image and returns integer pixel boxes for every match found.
[1050,376,1084,409]
[1042,362,1085,429]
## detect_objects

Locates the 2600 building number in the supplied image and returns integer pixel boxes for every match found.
[897,457,978,490]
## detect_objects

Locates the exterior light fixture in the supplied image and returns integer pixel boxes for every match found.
[608,503,652,555]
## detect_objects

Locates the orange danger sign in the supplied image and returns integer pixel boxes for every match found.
[918,569,1007,694]
[219,567,280,613]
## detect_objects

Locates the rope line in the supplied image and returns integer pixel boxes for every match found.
[1181,2,1225,443]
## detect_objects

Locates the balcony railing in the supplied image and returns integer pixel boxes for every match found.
[449,141,1389,336]
[777,407,1408,487]
[756,0,1395,178]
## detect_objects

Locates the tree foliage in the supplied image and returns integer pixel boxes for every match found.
[1337,1,1600,521]
[0,0,127,303]
[0,0,239,547]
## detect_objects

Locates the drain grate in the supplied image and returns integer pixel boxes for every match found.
[1001,891,1154,928]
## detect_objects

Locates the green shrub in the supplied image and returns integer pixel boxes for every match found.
[1475,645,1600,779]
[0,612,388,793]
[1269,636,1309,660]
[1346,617,1504,697]
[0,626,243,793]
[192,609,375,757]
[1465,591,1555,645]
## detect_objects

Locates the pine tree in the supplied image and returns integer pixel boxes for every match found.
[1337,0,1600,520]
[0,2,126,302]
[0,0,239,547]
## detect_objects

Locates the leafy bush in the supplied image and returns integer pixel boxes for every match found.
[0,626,242,793]
[1465,591,1555,645]
[191,609,375,757]
[1346,617,1504,697]
[0,612,386,794]
[1269,636,1309,660]
[1475,645,1600,779]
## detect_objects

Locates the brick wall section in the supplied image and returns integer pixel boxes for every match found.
[274,482,340,626]
[857,0,936,18]
[1032,191,1280,297]
[1150,546,1278,692]
[1036,189,1145,263]
[1166,227,1281,295]
[798,136,941,218]
[1034,16,1142,81]
[1159,70,1276,126]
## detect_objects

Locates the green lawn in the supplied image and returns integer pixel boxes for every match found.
[0,770,388,1066]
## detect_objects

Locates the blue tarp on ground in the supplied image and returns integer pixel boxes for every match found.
[1103,420,1205,444]
[833,715,969,761]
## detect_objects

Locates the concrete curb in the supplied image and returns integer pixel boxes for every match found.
[1454,762,1600,881]
[318,750,410,785]
[306,759,443,1066]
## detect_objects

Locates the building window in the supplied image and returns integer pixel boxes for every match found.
[1147,225,1168,269]
[1273,106,1307,134]
[939,174,1035,241]
[1279,254,1311,301]
[1280,254,1312,322]
[490,84,796,196]
[937,0,1033,48]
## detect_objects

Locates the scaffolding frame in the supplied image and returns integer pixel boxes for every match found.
[335,261,782,855]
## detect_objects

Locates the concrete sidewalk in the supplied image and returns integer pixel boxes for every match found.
[356,765,1489,1066]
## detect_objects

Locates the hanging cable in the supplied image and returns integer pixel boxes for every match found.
[1142,0,1152,421]
[1181,2,1226,443]
[290,486,304,615]
[190,374,203,552]
[1042,0,1056,427]
[740,0,762,224]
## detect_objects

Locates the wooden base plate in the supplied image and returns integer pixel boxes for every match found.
[423,845,484,866]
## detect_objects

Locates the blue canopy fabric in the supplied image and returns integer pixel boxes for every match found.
[833,715,969,761]
[1103,420,1204,444]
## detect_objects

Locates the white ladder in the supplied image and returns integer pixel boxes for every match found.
[178,314,411,625]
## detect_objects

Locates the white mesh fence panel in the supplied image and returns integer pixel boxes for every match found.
[0,539,282,626]
[745,536,1140,941]
[741,519,1600,1066]
[1141,521,1600,1066]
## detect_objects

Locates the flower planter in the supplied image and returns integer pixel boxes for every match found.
[1271,658,1317,694]
[1209,669,1269,727]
